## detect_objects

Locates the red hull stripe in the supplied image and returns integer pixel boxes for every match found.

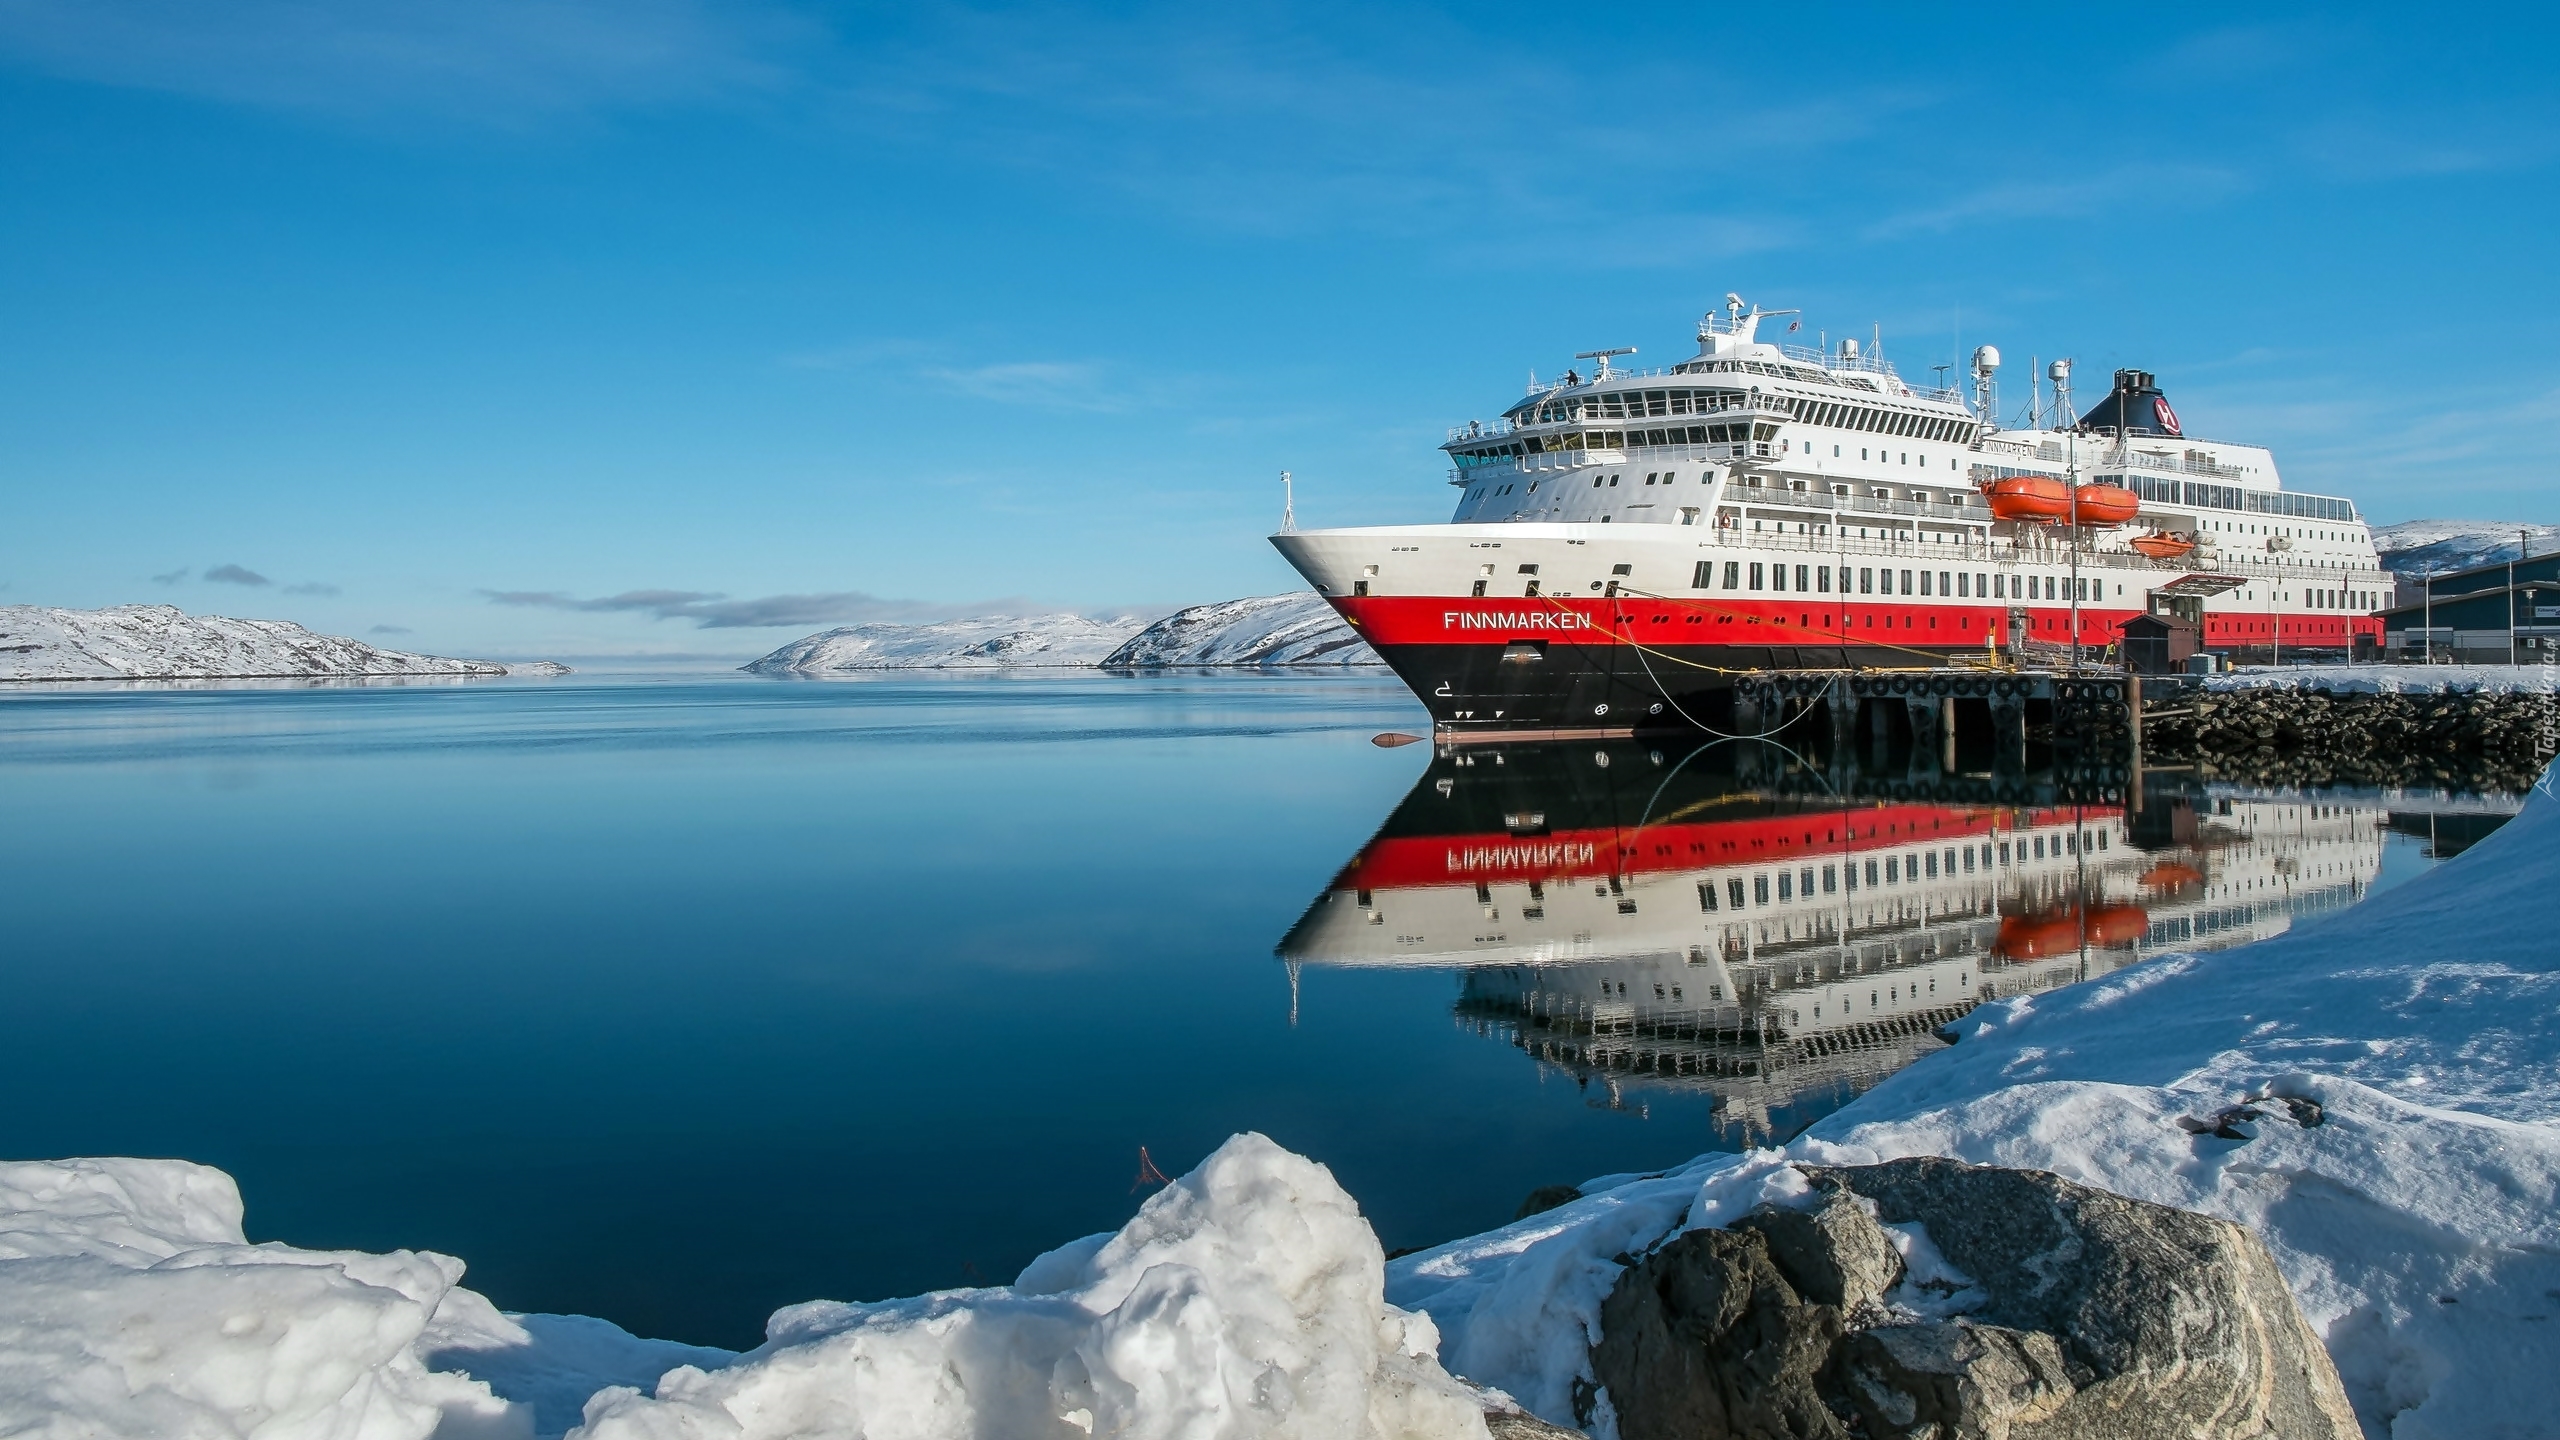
[1333,803,2120,891]
[1328,594,2382,648]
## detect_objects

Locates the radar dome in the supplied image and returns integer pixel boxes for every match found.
[1972,345,2000,375]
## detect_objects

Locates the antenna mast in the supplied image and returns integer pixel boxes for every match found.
[1279,471,1296,534]
[2051,358,2079,671]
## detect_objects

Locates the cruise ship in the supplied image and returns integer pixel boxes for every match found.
[1277,740,2391,1139]
[1271,296,2391,734]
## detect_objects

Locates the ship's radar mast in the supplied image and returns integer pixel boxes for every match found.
[1574,346,1636,379]
[1971,345,2001,430]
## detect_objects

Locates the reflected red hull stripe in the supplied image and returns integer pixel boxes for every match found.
[1333,803,2122,891]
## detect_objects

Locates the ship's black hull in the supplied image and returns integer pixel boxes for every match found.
[1370,638,1978,733]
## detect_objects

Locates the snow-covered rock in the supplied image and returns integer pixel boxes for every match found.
[742,613,1150,672]
[0,605,552,682]
[570,1134,1486,1440]
[2374,519,2559,577]
[1101,593,1378,668]
[1388,767,2560,1440]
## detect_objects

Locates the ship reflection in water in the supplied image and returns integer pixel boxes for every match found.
[1280,740,2504,1144]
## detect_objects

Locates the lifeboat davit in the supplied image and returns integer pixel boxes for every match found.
[2129,531,2196,560]
[2071,484,2141,526]
[1983,475,2071,523]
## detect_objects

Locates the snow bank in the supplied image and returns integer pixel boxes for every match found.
[1389,768,2560,1439]
[0,605,551,682]
[742,613,1149,672]
[569,1134,1485,1440]
[2375,519,2559,577]
[0,1156,522,1440]
[0,1139,1487,1440]
[2204,662,2560,694]
[1101,593,1379,668]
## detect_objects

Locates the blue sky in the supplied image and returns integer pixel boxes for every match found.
[3,2,2554,661]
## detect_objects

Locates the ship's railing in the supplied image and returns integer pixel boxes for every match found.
[2099,447,2248,480]
[1458,393,1806,443]
[1699,526,2202,574]
[1692,527,2390,586]
[1722,483,1986,524]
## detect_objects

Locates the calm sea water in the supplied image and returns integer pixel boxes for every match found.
[0,674,2509,1348]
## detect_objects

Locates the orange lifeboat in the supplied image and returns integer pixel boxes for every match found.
[2138,862,2205,891]
[1983,475,2071,523]
[2129,531,2196,560]
[2081,903,2150,948]
[2071,484,2141,526]
[1994,913,2084,961]
[1994,903,2153,960]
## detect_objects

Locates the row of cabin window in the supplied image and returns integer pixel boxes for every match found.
[1524,388,1748,423]
[1695,831,2112,909]
[1503,392,1970,445]
[1785,397,1975,444]
[1692,562,2109,601]
[1455,423,1773,464]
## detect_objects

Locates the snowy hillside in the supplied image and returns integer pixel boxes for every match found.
[2374,519,2559,577]
[743,613,1150,672]
[0,605,557,681]
[1102,591,1378,667]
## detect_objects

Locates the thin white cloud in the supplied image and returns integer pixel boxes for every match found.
[917,360,1126,413]
[1864,164,2250,240]
[0,0,807,121]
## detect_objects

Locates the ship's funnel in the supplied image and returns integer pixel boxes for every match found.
[2077,368,2182,437]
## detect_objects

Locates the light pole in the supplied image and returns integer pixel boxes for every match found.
[2512,529,2525,666]
[2422,566,2434,663]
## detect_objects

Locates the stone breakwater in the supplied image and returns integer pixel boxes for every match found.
[2143,683,2559,790]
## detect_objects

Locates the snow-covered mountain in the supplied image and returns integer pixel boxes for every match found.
[2374,519,2559,577]
[0,605,560,681]
[1101,592,1379,667]
[743,613,1151,672]
[746,594,1378,673]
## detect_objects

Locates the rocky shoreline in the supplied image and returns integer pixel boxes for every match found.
[2144,678,2558,790]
